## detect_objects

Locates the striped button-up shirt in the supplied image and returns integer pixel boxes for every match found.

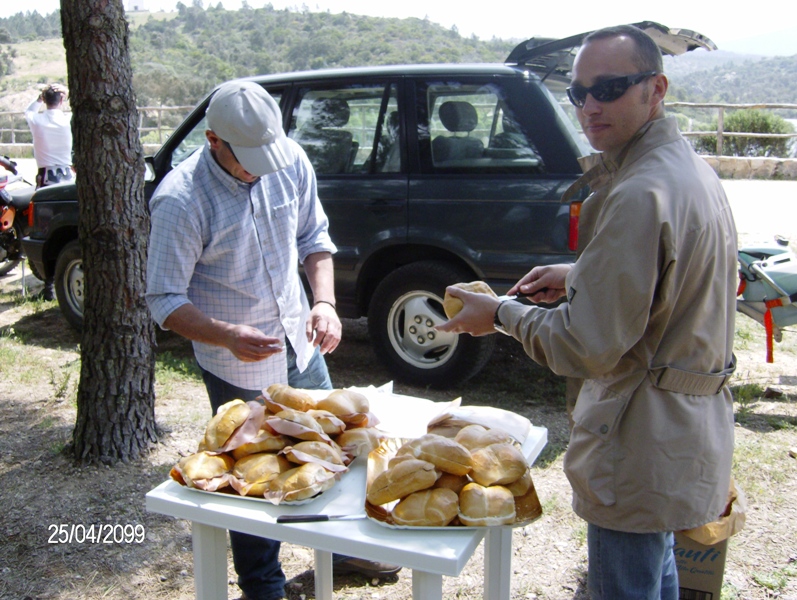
[146,141,336,389]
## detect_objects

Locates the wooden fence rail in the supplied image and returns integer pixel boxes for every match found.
[668,102,797,156]
[2,102,796,157]
[0,105,194,145]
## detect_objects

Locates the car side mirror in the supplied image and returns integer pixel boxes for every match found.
[144,157,156,183]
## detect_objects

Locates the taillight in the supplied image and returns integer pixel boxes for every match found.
[0,206,13,232]
[27,200,34,228]
[568,201,581,252]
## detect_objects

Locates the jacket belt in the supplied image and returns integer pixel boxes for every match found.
[649,354,736,396]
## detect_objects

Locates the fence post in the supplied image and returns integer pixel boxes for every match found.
[716,107,724,156]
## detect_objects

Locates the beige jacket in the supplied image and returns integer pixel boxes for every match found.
[499,116,737,532]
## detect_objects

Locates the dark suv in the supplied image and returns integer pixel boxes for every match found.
[22,22,713,388]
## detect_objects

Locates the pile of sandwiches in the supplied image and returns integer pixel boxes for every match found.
[170,385,386,503]
[366,426,539,527]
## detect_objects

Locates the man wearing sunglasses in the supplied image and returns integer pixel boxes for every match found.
[439,24,737,600]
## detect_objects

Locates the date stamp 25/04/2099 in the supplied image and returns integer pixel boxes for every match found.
[47,523,145,544]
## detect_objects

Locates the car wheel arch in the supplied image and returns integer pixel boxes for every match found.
[355,243,480,314]
[42,226,79,280]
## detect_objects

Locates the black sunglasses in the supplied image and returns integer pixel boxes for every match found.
[566,71,658,108]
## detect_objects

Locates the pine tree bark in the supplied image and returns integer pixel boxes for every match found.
[61,0,158,464]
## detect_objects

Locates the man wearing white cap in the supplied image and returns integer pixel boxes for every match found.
[146,81,399,600]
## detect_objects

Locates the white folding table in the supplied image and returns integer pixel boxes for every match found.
[146,388,547,600]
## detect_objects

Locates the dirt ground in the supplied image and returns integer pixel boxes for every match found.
[0,266,795,600]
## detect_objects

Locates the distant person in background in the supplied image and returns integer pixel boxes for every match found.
[25,82,72,300]
[25,83,74,188]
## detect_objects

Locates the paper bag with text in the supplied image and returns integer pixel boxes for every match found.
[680,478,747,545]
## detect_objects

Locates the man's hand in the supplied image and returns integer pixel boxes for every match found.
[49,83,68,97]
[508,264,572,304]
[306,301,341,355]
[435,286,501,337]
[163,304,283,363]
[225,324,284,362]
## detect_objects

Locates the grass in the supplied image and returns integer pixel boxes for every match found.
[3,39,67,89]
[751,566,797,592]
[155,350,201,383]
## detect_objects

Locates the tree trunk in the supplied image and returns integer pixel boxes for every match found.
[61,0,158,464]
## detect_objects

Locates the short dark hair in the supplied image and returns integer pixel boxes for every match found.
[583,25,663,74]
[43,86,64,108]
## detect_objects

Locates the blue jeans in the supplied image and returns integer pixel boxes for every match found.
[200,342,332,600]
[587,524,678,600]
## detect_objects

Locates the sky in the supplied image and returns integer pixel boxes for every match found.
[2,0,796,55]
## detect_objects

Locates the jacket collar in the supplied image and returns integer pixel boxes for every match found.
[562,116,681,203]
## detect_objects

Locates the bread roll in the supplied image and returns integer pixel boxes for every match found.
[268,408,328,441]
[392,488,459,527]
[443,281,497,319]
[317,389,370,416]
[282,440,345,466]
[307,409,347,435]
[433,472,470,495]
[367,458,439,506]
[455,424,513,451]
[232,453,291,496]
[173,451,235,487]
[335,427,387,457]
[458,482,516,526]
[203,399,251,451]
[395,434,472,476]
[265,384,316,412]
[387,454,418,468]
[505,468,533,497]
[233,452,291,480]
[231,428,289,460]
[266,463,337,502]
[469,442,527,486]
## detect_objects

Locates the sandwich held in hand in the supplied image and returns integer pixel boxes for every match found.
[443,281,498,319]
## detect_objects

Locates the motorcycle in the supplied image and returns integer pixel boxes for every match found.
[0,155,39,279]
[737,235,797,362]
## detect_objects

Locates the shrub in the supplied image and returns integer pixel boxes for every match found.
[693,109,794,157]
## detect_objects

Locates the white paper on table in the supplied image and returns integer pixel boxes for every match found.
[427,403,532,445]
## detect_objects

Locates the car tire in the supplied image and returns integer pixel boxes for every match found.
[367,260,496,389]
[0,220,24,276]
[54,240,84,331]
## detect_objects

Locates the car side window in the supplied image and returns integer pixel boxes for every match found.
[288,84,398,175]
[419,81,545,174]
[172,116,207,169]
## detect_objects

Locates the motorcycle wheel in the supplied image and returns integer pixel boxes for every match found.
[0,220,24,277]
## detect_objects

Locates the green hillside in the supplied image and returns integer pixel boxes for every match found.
[1,6,795,114]
[0,5,515,108]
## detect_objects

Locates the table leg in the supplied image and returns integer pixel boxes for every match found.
[192,522,229,600]
[484,527,512,600]
[314,549,333,600]
[411,570,443,600]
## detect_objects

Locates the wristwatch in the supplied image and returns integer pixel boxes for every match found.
[494,300,509,335]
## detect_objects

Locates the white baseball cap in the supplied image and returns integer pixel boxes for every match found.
[206,80,294,176]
